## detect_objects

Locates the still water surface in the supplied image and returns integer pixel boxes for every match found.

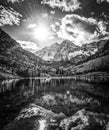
[0,78,109,129]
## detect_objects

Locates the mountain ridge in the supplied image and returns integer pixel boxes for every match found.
[0,28,44,78]
[35,40,99,62]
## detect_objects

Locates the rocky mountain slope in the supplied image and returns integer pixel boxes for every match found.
[43,39,109,82]
[0,28,43,78]
[35,40,99,62]
[66,40,109,82]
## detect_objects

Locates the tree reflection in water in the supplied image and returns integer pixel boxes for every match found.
[0,78,109,129]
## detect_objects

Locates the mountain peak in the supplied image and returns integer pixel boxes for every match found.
[50,42,60,49]
[61,40,79,48]
[35,40,80,61]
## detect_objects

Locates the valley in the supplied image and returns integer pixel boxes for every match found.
[0,28,109,82]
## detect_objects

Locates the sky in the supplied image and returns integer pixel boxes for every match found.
[0,0,109,52]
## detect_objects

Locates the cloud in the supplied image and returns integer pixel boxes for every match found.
[17,40,39,52]
[57,14,109,46]
[49,35,55,39]
[42,12,53,19]
[42,12,49,18]
[97,0,109,3]
[27,24,36,28]
[50,21,60,32]
[51,24,57,32]
[50,10,55,14]
[0,6,22,26]
[41,0,81,12]
[55,22,60,26]
[7,0,24,3]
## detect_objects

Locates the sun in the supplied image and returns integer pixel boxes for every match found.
[33,24,49,42]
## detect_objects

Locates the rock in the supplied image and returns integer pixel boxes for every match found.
[3,106,109,130]
[106,122,109,130]
[3,104,65,130]
[16,103,55,120]
[60,109,109,130]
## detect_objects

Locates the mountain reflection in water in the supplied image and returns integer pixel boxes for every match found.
[0,78,109,129]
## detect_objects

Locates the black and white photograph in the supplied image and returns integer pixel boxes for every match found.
[0,0,109,130]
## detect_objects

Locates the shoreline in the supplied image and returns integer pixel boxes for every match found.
[0,71,109,83]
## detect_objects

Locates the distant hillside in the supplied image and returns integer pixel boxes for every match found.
[0,28,43,78]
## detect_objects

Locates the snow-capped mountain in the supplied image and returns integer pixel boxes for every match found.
[35,40,99,61]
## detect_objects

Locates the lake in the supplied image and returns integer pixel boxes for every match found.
[0,78,109,130]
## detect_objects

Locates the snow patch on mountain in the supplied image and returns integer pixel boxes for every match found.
[68,49,98,59]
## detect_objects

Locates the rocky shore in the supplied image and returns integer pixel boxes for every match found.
[3,104,109,130]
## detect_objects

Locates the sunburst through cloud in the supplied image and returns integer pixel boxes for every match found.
[33,24,49,42]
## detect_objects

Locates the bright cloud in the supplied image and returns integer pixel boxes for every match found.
[42,12,53,19]
[51,24,57,32]
[41,0,81,12]
[17,40,39,52]
[49,35,55,39]
[57,14,109,46]
[27,24,36,28]
[42,12,49,18]
[50,22,60,32]
[50,10,55,14]
[55,22,60,26]
[7,0,24,3]
[0,6,22,26]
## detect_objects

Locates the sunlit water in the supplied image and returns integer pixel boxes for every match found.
[0,78,109,129]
